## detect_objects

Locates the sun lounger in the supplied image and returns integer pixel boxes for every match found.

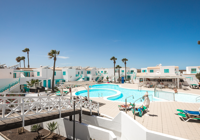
[118,103,134,110]
[131,106,147,117]
[177,109,200,122]
[182,85,190,90]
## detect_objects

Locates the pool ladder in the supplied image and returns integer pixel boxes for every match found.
[98,93,103,98]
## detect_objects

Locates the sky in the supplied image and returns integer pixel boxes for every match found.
[0,0,200,69]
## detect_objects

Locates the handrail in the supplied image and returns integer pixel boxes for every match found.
[196,96,200,102]
[0,79,20,93]
[125,95,134,113]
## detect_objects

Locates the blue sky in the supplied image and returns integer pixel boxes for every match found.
[0,0,200,69]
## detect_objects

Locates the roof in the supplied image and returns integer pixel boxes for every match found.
[85,68,94,71]
[139,75,185,79]
[63,81,97,86]
[50,67,62,71]
[16,68,36,71]
[147,66,160,69]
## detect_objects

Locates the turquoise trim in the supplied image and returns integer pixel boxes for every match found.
[122,70,124,73]
[81,71,83,74]
[43,80,46,87]
[150,70,154,73]
[164,69,169,73]
[48,79,51,88]
[13,73,16,78]
[142,70,146,73]
[63,71,66,75]
[37,72,40,76]
[87,71,91,74]
[54,72,56,76]
[191,68,196,73]
[101,71,103,73]
[24,72,30,77]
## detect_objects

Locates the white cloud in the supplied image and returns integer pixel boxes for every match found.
[57,56,69,59]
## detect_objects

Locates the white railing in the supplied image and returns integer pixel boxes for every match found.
[0,95,99,126]
[154,85,175,101]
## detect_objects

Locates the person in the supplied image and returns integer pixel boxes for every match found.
[143,91,150,110]
[174,88,178,93]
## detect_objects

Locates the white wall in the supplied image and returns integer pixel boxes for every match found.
[77,112,185,140]
[0,69,14,79]
[26,118,117,140]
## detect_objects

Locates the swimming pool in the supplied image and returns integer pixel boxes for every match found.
[75,89,118,97]
[76,84,200,103]
[91,84,200,103]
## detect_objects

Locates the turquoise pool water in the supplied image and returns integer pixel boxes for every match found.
[75,84,199,103]
[91,84,161,103]
[75,89,117,97]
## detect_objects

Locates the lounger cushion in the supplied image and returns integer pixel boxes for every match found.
[183,110,200,116]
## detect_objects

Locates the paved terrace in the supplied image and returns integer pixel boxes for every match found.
[88,83,200,140]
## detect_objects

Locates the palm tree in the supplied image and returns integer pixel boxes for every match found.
[22,48,30,68]
[122,58,128,81]
[21,56,26,68]
[42,122,58,139]
[31,124,41,139]
[16,56,21,67]
[115,65,122,83]
[110,56,117,83]
[26,79,39,93]
[48,50,60,93]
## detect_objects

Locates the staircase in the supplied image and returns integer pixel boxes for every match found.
[76,75,82,81]
[0,79,20,93]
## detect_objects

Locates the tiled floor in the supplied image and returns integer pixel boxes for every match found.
[90,84,200,140]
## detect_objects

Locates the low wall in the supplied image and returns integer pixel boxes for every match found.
[25,118,117,140]
[78,112,186,140]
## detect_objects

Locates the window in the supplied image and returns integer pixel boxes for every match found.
[142,70,146,73]
[63,71,66,75]
[164,69,169,73]
[87,71,91,74]
[131,70,134,74]
[150,70,154,73]
[121,70,124,73]
[54,72,56,76]
[98,71,99,73]
[81,71,83,74]
[191,68,196,73]
[78,72,80,75]
[101,71,103,73]
[104,71,107,74]
[37,72,40,76]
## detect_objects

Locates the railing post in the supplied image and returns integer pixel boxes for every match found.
[125,99,127,114]
[59,97,61,118]
[97,102,99,116]
[9,84,10,91]
[90,100,92,116]
[21,98,25,127]
[2,98,5,119]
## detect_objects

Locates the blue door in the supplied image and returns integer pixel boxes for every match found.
[48,80,51,88]
[121,77,124,84]
[43,80,46,87]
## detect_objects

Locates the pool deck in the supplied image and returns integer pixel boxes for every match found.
[88,83,200,140]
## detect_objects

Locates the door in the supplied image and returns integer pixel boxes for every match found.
[48,80,51,88]
[13,73,16,78]
[43,80,46,87]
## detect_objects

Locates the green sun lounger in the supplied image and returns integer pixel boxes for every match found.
[178,113,200,122]
[177,109,184,113]
[131,106,147,117]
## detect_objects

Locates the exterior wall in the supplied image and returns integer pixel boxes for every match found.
[185,66,200,74]
[160,66,176,75]
[0,69,14,79]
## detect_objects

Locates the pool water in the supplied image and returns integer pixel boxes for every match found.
[76,84,199,103]
[91,84,161,103]
[75,89,117,97]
